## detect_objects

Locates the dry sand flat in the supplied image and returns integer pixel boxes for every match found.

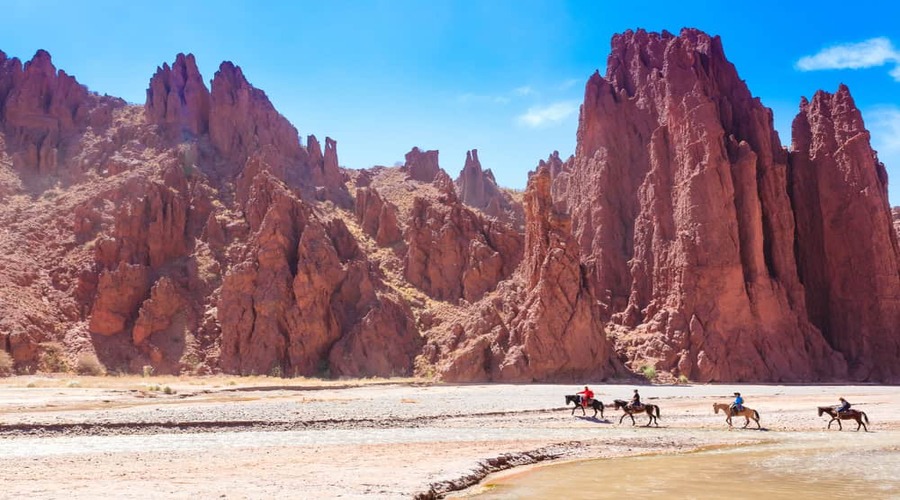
[0,377,898,499]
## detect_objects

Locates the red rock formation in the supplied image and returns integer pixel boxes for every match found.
[560,29,843,381]
[422,165,623,381]
[89,263,151,336]
[219,166,420,376]
[404,193,522,303]
[893,207,900,241]
[209,61,303,165]
[145,53,210,139]
[0,50,109,174]
[305,135,349,202]
[789,86,900,381]
[402,147,441,182]
[355,186,402,246]
[455,149,522,223]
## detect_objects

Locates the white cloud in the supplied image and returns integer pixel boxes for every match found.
[457,93,510,105]
[796,37,900,81]
[557,78,581,90]
[517,101,579,128]
[513,85,535,97]
[868,106,900,153]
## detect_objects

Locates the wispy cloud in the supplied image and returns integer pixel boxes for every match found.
[796,37,900,81]
[557,78,581,91]
[456,93,510,105]
[517,100,579,128]
[513,85,535,97]
[868,105,900,153]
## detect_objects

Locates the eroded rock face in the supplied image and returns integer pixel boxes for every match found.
[0,50,119,174]
[893,207,900,241]
[404,192,522,303]
[422,165,623,381]
[403,147,441,183]
[209,62,303,165]
[455,149,522,223]
[560,28,844,382]
[355,186,402,246]
[145,53,210,139]
[789,86,900,381]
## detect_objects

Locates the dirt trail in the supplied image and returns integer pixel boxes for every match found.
[1,378,897,499]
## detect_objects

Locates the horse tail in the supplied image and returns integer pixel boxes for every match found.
[862,411,869,424]
[654,405,661,418]
[753,410,760,421]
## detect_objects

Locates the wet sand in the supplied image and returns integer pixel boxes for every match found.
[0,377,898,499]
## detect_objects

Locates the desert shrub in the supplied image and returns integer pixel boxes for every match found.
[142,365,155,377]
[0,350,14,376]
[75,352,106,376]
[677,374,689,385]
[640,364,657,381]
[163,386,175,395]
[269,365,284,378]
[38,342,69,373]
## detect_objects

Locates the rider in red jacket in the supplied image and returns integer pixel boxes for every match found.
[577,386,594,408]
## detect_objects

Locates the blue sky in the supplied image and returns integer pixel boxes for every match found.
[3,0,899,203]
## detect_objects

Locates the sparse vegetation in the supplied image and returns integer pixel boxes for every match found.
[0,350,14,376]
[269,365,284,378]
[75,352,106,376]
[677,374,689,385]
[163,385,175,395]
[142,365,155,377]
[640,364,658,381]
[38,342,69,373]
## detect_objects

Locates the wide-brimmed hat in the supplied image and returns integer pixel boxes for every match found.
[734,392,741,395]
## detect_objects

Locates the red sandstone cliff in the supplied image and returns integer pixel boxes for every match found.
[789,86,900,380]
[455,149,523,224]
[421,164,623,381]
[558,29,846,381]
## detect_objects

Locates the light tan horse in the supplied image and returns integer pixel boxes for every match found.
[713,402,760,429]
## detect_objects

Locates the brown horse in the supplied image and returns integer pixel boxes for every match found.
[613,399,660,427]
[713,402,760,429]
[818,406,869,432]
[565,395,605,418]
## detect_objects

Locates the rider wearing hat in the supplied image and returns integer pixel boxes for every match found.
[630,389,642,410]
[837,397,851,414]
[731,392,744,415]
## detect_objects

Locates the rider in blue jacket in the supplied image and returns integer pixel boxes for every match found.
[732,392,744,414]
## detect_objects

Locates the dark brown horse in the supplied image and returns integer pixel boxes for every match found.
[565,395,604,418]
[818,406,869,431]
[613,399,660,427]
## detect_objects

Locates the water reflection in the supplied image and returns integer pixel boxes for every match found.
[468,435,900,499]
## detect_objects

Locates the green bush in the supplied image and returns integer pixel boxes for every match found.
[640,364,658,381]
[0,350,14,376]
[677,374,689,385]
[75,352,106,376]
[142,365,155,377]
[163,386,175,395]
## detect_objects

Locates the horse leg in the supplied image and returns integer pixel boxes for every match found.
[742,416,750,429]
[726,415,732,427]
[837,418,843,431]
[619,413,626,424]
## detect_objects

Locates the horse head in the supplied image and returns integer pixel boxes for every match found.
[613,399,627,409]
[565,395,578,405]
[817,406,830,417]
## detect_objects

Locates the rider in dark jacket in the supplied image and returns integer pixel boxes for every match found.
[631,389,642,409]
[837,397,851,414]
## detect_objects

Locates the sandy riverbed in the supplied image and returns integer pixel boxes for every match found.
[0,376,897,499]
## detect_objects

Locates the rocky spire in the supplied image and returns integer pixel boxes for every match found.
[562,28,843,381]
[789,85,900,381]
[145,53,210,138]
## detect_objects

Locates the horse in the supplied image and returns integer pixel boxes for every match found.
[713,402,761,429]
[565,394,604,418]
[818,406,869,432]
[613,399,660,427]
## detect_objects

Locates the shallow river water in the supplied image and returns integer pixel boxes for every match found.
[468,432,900,499]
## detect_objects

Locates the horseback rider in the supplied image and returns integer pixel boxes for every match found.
[836,397,851,414]
[577,386,594,408]
[630,389,642,410]
[731,392,744,415]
